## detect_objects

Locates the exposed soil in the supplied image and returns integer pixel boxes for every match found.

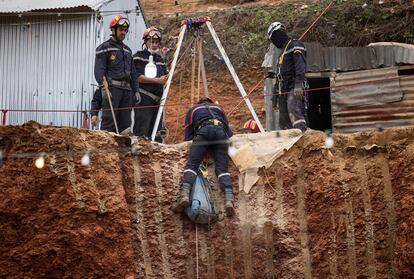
[1,1,413,278]
[1,122,413,278]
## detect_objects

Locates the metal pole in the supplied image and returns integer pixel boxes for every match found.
[1,109,8,125]
[197,38,201,101]
[190,40,196,104]
[205,21,265,133]
[151,24,187,141]
[103,77,119,134]
[82,111,89,129]
[199,38,209,97]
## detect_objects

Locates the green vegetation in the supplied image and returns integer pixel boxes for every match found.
[152,0,414,69]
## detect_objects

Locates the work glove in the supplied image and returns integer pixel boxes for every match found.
[134,92,142,105]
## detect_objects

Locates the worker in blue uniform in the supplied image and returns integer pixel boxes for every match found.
[132,26,168,142]
[172,98,235,217]
[91,15,140,133]
[268,22,308,132]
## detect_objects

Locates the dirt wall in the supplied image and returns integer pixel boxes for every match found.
[0,122,413,278]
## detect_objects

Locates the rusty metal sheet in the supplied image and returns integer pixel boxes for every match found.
[0,0,108,13]
[305,42,414,73]
[332,66,414,133]
[331,67,403,110]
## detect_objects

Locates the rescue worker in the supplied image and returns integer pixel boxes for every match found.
[133,26,168,142]
[173,98,235,217]
[92,15,140,133]
[267,22,307,132]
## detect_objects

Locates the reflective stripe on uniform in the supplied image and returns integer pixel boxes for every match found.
[184,169,197,176]
[134,56,166,66]
[284,46,306,55]
[218,173,230,179]
[96,47,132,55]
[293,119,306,126]
[133,56,148,62]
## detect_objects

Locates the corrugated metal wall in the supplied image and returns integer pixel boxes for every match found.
[0,14,97,127]
[332,66,414,132]
[0,0,147,128]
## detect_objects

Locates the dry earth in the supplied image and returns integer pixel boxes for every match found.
[1,122,413,278]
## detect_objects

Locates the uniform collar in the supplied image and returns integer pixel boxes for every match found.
[109,37,124,46]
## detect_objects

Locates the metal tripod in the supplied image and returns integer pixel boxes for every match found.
[150,17,265,141]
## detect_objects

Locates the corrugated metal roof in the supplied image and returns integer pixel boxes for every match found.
[0,0,110,13]
[369,42,414,67]
[305,42,414,72]
[331,66,414,132]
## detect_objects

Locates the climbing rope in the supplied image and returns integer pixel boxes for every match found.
[195,223,199,279]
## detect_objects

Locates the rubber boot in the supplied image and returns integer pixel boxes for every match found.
[224,188,235,217]
[172,183,191,213]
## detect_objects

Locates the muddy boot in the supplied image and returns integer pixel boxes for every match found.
[224,188,235,217]
[172,183,191,213]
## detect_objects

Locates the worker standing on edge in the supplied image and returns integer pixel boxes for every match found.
[268,22,308,132]
[133,27,168,143]
[173,98,235,217]
[92,15,140,133]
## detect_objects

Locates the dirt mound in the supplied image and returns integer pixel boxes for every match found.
[1,122,413,278]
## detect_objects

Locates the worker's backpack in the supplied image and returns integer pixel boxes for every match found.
[184,166,219,224]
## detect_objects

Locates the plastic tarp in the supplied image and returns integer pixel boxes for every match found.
[229,130,303,193]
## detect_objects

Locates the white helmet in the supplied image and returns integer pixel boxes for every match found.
[267,22,285,39]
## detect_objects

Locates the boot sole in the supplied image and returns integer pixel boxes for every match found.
[172,199,190,213]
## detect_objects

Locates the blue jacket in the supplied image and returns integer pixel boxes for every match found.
[277,39,307,91]
[184,102,233,141]
[94,38,139,93]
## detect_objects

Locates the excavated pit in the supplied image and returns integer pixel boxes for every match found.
[0,122,413,278]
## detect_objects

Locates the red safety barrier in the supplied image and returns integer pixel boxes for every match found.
[1,109,8,125]
[1,73,413,128]
[82,111,89,129]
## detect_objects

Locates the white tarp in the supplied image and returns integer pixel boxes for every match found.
[229,129,303,193]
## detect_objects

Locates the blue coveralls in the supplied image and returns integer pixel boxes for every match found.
[132,49,168,141]
[92,38,139,132]
[275,39,308,131]
[182,102,233,191]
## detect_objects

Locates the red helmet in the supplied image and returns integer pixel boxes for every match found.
[243,119,260,133]
[109,15,130,29]
[142,26,162,41]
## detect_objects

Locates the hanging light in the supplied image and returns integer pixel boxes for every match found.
[324,130,334,149]
[35,152,46,169]
[228,144,237,157]
[81,150,91,166]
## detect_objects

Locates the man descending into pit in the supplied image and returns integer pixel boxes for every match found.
[173,98,235,217]
[268,22,308,132]
[133,27,168,143]
[92,15,140,133]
